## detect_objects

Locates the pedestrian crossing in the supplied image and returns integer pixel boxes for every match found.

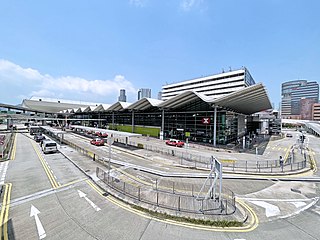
[0,161,9,185]
[265,146,316,155]
[265,146,288,152]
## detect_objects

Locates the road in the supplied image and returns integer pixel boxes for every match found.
[0,132,319,240]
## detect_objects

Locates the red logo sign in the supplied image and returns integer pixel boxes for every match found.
[202,117,210,124]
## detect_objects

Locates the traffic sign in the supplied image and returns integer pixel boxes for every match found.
[202,117,210,124]
[107,137,114,146]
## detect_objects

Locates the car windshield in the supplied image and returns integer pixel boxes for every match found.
[46,143,56,147]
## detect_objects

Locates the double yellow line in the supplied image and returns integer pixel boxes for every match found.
[308,148,318,172]
[9,134,17,161]
[0,183,12,240]
[86,179,259,233]
[30,140,61,189]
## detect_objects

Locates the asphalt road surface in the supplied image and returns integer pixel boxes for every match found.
[0,132,319,240]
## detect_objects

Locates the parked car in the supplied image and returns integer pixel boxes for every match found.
[286,133,293,138]
[34,134,46,142]
[90,138,105,146]
[165,139,184,147]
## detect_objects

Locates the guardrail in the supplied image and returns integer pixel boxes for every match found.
[114,138,309,173]
[0,133,14,159]
[96,167,236,216]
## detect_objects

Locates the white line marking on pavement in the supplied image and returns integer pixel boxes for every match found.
[280,198,319,219]
[78,190,101,211]
[291,202,307,208]
[30,205,46,239]
[238,197,318,202]
[0,161,9,183]
[249,201,280,217]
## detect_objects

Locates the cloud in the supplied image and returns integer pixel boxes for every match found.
[180,0,203,11]
[0,59,137,103]
[129,0,146,7]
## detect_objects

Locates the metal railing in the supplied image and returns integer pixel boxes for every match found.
[114,138,309,173]
[49,131,238,216]
[96,167,236,215]
[0,133,13,159]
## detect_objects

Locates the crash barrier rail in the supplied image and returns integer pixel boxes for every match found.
[96,167,236,215]
[114,138,308,173]
[0,133,13,159]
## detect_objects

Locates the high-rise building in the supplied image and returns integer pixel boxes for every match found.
[138,88,151,100]
[118,89,127,102]
[161,67,255,101]
[157,91,162,100]
[312,103,320,121]
[281,80,319,118]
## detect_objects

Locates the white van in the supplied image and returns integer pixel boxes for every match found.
[42,140,57,154]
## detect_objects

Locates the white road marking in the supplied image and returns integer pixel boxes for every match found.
[249,200,280,217]
[280,198,319,219]
[78,190,101,211]
[30,205,46,239]
[0,161,9,184]
[311,206,320,216]
[291,201,307,208]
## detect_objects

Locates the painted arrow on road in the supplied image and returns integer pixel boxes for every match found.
[77,190,101,211]
[30,205,46,239]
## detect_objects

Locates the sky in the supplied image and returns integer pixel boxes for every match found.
[0,0,319,108]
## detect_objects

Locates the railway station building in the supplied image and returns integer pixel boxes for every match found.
[2,68,273,146]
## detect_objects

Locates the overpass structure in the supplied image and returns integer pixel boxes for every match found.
[282,119,320,137]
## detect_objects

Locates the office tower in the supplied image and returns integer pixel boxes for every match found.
[161,67,255,101]
[138,88,151,100]
[118,89,127,102]
[281,80,319,118]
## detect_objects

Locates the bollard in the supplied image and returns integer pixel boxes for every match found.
[156,192,159,206]
[138,187,141,201]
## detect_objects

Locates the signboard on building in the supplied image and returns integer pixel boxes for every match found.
[202,117,210,124]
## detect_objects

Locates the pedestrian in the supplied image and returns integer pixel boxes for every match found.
[279,156,283,168]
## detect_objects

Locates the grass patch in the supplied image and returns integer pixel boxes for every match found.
[131,205,243,228]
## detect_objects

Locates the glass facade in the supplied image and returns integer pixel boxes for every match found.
[68,99,241,145]
[281,80,319,117]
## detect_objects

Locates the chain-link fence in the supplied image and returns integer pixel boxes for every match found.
[96,167,236,215]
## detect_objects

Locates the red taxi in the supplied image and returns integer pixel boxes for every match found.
[165,139,184,147]
[90,138,105,146]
